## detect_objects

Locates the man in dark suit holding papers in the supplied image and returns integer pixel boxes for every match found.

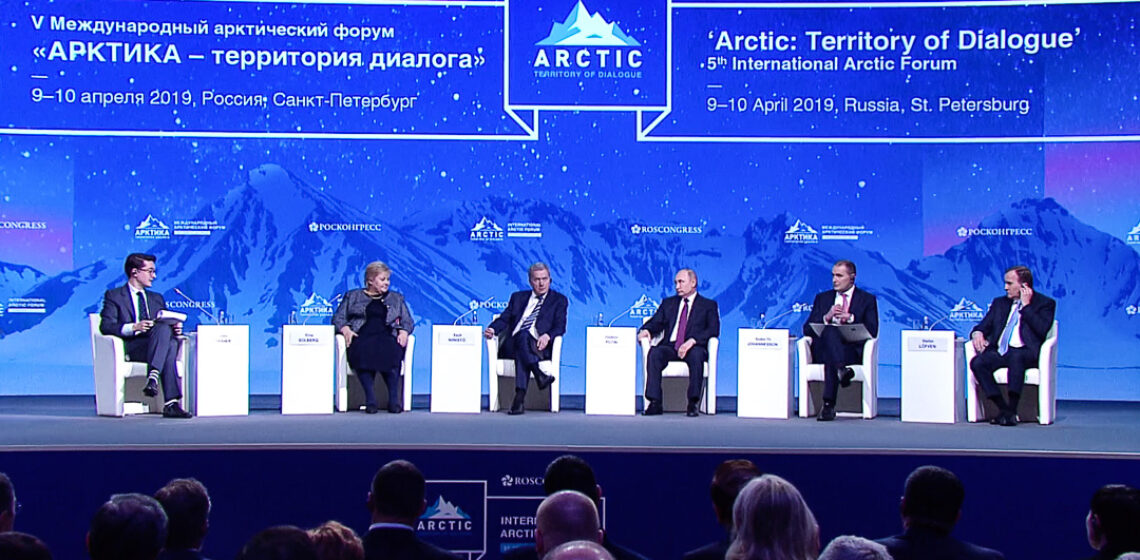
[803,260,879,421]
[99,252,191,418]
[969,265,1055,426]
[639,268,720,417]
[484,262,568,415]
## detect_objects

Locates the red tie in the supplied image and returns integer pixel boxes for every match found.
[674,299,690,350]
[841,293,849,315]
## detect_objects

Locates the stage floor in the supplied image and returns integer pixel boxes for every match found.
[1,396,1137,456]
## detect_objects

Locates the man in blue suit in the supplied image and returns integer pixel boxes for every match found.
[484,262,568,415]
[803,260,879,421]
[639,268,720,417]
[969,265,1056,426]
[99,253,191,418]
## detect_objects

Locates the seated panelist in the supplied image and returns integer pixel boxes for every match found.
[333,261,414,414]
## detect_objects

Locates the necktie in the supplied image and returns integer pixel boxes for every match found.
[840,293,850,319]
[998,301,1022,355]
[136,291,150,321]
[674,298,690,350]
[519,294,544,332]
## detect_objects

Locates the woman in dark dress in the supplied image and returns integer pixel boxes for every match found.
[332,261,415,413]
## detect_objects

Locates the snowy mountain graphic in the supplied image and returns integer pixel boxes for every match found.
[948,298,984,313]
[784,219,818,235]
[422,496,470,520]
[1128,221,1140,235]
[536,1,641,47]
[135,214,170,231]
[471,217,503,232]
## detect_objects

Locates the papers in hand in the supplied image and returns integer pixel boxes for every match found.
[155,310,187,324]
[808,322,873,342]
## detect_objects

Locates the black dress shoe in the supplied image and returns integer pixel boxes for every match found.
[535,372,556,391]
[364,404,379,414]
[162,402,192,418]
[817,403,836,421]
[643,401,663,416]
[387,404,402,414]
[143,375,159,398]
[839,367,856,388]
[998,411,1018,426]
[989,413,1003,425]
[686,404,699,417]
[508,392,526,415]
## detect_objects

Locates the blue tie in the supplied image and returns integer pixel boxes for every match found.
[998,301,1021,355]
[136,291,150,321]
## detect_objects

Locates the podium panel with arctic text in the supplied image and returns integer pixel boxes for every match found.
[430,325,483,413]
[737,328,795,419]
[901,330,965,423]
[193,325,250,417]
[585,326,637,416]
[281,325,335,415]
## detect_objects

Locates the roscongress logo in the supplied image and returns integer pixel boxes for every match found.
[1126,305,1138,316]
[1126,221,1140,245]
[469,298,508,311]
[948,298,985,322]
[533,1,644,78]
[629,294,659,318]
[500,474,544,488]
[791,302,813,313]
[470,216,505,241]
[134,214,171,240]
[956,226,1033,238]
[630,224,703,235]
[0,220,47,230]
[307,222,382,233]
[783,219,819,244]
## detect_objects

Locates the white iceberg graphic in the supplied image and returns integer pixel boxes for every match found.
[536,1,641,47]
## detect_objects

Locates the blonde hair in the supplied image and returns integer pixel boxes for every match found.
[307,520,363,560]
[363,261,391,286]
[727,475,820,560]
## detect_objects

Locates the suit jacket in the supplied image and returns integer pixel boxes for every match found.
[158,549,209,560]
[971,292,1056,357]
[683,537,730,560]
[488,290,568,357]
[641,294,720,348]
[362,527,459,560]
[876,527,1004,560]
[332,289,415,336]
[802,287,879,339]
[99,284,168,338]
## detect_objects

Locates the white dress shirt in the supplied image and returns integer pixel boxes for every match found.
[511,291,544,339]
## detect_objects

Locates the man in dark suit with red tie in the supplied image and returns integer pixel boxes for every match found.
[99,253,191,418]
[484,262,569,415]
[639,268,720,417]
[969,265,1056,426]
[803,260,879,421]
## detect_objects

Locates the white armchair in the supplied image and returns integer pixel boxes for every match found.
[964,321,1057,425]
[639,318,718,414]
[335,333,414,412]
[486,316,561,412]
[88,313,189,416]
[797,336,879,419]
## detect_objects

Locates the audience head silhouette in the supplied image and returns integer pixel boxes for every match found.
[727,474,819,560]
[536,490,603,557]
[154,477,211,552]
[87,493,168,560]
[236,525,319,560]
[900,465,965,534]
[369,459,427,525]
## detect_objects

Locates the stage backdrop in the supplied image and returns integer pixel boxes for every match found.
[1,0,1138,400]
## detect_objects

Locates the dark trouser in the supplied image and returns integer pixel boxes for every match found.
[970,346,1037,400]
[358,370,401,408]
[810,327,860,404]
[645,344,707,403]
[125,322,182,401]
[501,331,544,392]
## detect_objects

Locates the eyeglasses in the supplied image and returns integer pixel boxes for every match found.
[137,268,157,275]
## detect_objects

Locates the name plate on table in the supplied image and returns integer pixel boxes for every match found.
[282,325,334,415]
[194,324,250,417]
[431,325,483,413]
[585,326,637,416]
[907,336,950,352]
[737,328,794,419]
[901,330,965,423]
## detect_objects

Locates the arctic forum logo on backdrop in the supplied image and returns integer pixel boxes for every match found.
[298,293,338,320]
[418,481,486,557]
[133,214,227,239]
[134,214,171,240]
[470,216,543,241]
[783,219,819,244]
[508,0,668,108]
[1127,221,1140,245]
[948,298,985,322]
[629,294,659,318]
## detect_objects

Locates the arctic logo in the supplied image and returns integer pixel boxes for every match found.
[948,298,985,321]
[470,216,505,241]
[1126,221,1140,245]
[537,1,640,46]
[629,294,659,318]
[299,293,336,317]
[783,219,819,244]
[418,496,473,532]
[533,1,643,71]
[134,214,171,239]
